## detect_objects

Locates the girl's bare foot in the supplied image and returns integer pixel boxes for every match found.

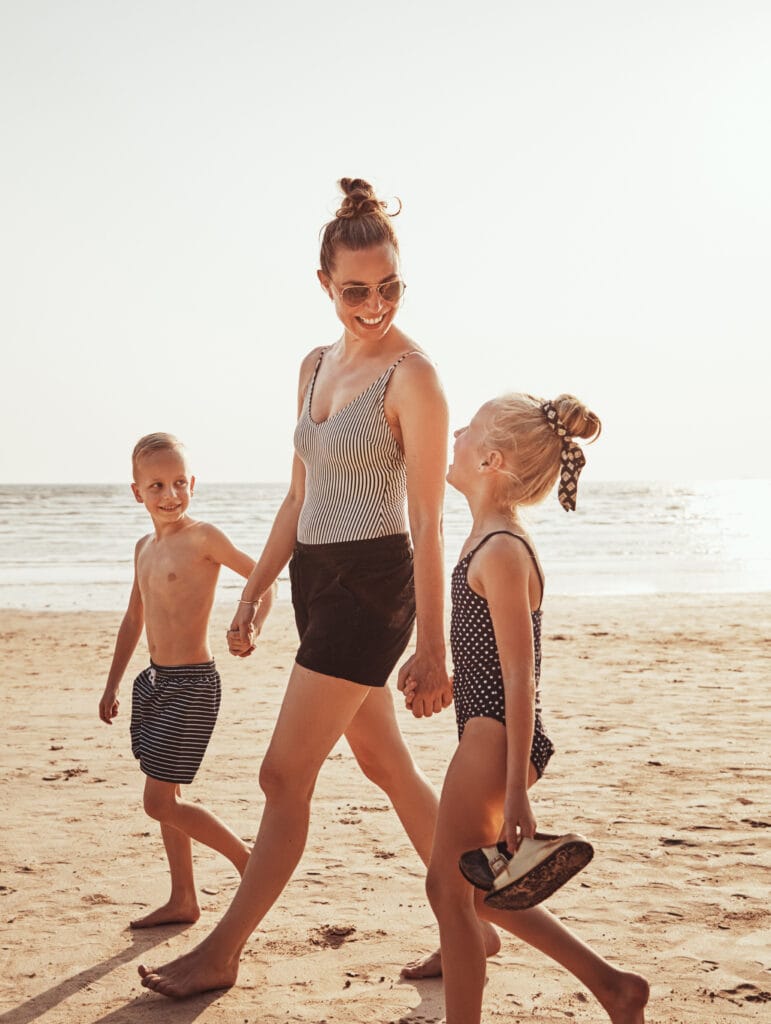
[138,944,239,998]
[599,970,650,1023]
[401,921,501,979]
[130,898,201,929]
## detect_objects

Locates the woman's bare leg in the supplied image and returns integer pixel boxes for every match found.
[344,686,501,978]
[138,663,370,998]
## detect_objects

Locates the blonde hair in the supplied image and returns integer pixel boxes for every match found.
[131,432,186,478]
[319,177,401,275]
[483,393,601,509]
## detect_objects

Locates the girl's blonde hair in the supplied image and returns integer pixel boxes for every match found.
[483,393,601,509]
[319,177,401,275]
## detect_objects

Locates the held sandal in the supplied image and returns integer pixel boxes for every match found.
[458,832,594,911]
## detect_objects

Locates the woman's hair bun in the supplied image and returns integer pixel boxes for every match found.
[335,178,400,220]
[552,394,602,442]
[319,177,402,274]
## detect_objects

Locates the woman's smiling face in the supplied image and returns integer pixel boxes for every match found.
[319,242,402,343]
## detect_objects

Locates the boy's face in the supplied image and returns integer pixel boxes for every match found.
[131,449,195,524]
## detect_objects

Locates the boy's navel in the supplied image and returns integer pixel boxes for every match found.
[168,572,177,582]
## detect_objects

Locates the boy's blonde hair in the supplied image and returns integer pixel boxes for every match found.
[132,433,186,478]
[483,393,601,510]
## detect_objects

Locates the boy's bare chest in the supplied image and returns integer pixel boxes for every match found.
[137,538,212,599]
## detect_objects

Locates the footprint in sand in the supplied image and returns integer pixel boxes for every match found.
[717,983,771,1004]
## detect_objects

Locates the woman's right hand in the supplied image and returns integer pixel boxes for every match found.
[227,602,257,658]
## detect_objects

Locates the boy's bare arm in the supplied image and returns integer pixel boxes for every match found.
[99,544,145,724]
[201,523,277,641]
[199,528,278,655]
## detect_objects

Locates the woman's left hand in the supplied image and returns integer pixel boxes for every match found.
[503,787,537,852]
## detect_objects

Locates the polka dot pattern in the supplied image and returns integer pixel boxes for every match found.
[451,532,555,778]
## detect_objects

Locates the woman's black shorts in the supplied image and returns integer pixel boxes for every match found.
[289,533,416,687]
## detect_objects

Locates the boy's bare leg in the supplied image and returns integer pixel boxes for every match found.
[131,817,200,928]
[138,664,370,998]
[132,778,252,929]
[144,777,252,872]
[343,686,501,979]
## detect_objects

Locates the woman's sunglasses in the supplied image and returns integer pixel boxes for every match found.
[332,278,406,308]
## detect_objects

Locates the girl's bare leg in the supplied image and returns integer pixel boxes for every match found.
[344,686,501,977]
[425,721,511,1024]
[478,899,649,1023]
[138,663,370,998]
[427,718,648,1024]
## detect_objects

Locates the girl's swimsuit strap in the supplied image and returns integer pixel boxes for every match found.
[468,530,545,609]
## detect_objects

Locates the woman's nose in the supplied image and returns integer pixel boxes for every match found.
[363,289,384,313]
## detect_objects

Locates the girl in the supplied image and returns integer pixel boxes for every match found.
[138,178,497,998]
[416,394,649,1023]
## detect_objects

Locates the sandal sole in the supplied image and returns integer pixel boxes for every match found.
[483,840,594,910]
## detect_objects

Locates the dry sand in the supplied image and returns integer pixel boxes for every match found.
[0,595,769,1023]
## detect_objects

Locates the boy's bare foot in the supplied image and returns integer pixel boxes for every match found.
[599,970,650,1023]
[138,944,239,999]
[401,922,501,979]
[130,899,201,929]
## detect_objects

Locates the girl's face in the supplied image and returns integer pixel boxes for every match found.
[447,402,496,492]
[318,243,403,343]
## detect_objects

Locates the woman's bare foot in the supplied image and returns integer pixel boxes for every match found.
[401,922,501,979]
[138,944,239,999]
[598,970,650,1023]
[130,898,201,929]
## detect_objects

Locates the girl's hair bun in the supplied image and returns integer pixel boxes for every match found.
[552,394,602,442]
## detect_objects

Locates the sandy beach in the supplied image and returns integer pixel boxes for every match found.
[1,595,769,1023]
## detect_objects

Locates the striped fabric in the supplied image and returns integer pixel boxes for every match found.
[294,350,417,544]
[130,661,221,785]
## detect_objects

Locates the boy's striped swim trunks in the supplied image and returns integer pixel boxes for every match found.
[130,661,221,785]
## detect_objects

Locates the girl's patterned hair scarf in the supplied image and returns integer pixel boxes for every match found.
[540,401,586,512]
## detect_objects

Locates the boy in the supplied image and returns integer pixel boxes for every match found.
[98,432,273,929]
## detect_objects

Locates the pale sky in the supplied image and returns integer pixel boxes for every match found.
[1,0,769,483]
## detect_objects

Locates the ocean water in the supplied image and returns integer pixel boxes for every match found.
[0,480,769,611]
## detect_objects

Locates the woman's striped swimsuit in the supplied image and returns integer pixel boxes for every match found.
[294,349,416,544]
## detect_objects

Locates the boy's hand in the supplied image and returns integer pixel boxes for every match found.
[99,688,120,724]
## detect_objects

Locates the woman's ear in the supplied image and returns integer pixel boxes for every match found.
[317,269,333,299]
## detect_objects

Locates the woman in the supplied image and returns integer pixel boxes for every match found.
[139,178,494,998]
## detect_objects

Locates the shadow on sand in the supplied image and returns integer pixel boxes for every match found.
[0,924,222,1024]
[396,975,445,1023]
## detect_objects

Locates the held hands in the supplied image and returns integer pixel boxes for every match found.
[228,584,276,657]
[227,600,258,658]
[503,786,537,852]
[397,652,453,718]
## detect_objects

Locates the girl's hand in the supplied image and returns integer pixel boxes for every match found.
[503,787,537,852]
